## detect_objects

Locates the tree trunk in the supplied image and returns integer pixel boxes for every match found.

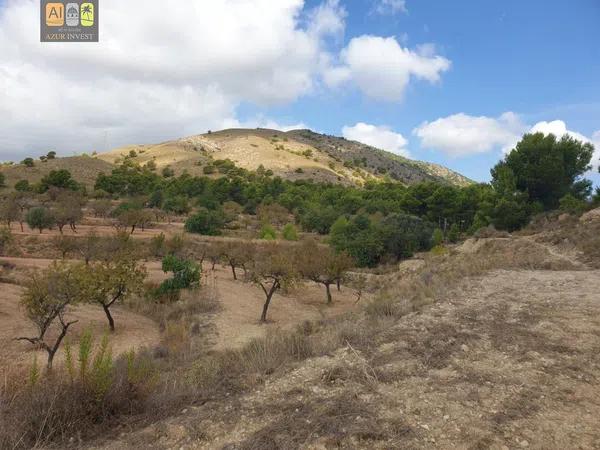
[325,283,333,304]
[260,283,279,322]
[58,224,64,234]
[102,304,115,332]
[19,221,24,232]
[336,279,341,291]
[230,264,237,280]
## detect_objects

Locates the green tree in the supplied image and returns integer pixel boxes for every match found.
[491,133,594,210]
[39,169,79,192]
[26,207,55,233]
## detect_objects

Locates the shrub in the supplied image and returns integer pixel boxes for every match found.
[185,209,225,235]
[14,179,30,191]
[259,223,277,240]
[432,228,444,246]
[0,335,156,449]
[282,223,299,241]
[156,255,201,299]
[21,157,34,167]
[559,193,586,214]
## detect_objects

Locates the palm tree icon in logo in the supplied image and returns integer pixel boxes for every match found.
[81,3,94,27]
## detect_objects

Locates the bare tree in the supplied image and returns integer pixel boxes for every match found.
[222,241,252,280]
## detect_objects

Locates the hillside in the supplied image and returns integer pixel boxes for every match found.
[0,156,114,189]
[96,128,471,186]
[0,128,471,189]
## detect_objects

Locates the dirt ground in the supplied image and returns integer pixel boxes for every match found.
[94,267,600,450]
[0,253,363,378]
[0,279,159,378]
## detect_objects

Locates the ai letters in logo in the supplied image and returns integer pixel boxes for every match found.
[45,2,64,26]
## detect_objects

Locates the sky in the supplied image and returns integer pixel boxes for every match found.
[0,0,599,183]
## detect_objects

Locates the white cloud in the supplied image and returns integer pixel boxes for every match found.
[413,113,600,171]
[230,116,308,132]
[374,0,407,15]
[530,120,599,171]
[413,112,526,157]
[342,122,410,157]
[323,35,451,101]
[0,0,344,159]
[530,120,589,146]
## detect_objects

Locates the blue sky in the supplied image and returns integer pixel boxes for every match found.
[1,0,599,183]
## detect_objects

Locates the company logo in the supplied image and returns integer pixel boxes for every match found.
[41,1,99,42]
[45,3,64,26]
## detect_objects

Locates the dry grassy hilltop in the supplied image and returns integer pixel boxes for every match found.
[2,128,472,188]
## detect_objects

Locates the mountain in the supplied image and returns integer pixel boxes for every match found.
[2,129,472,188]
[97,128,472,186]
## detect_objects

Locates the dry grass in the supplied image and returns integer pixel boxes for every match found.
[366,235,581,320]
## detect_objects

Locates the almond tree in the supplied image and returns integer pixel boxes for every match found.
[82,257,146,331]
[249,243,299,322]
[222,241,252,280]
[297,240,354,304]
[17,262,86,370]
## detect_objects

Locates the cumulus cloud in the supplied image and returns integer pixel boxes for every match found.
[0,0,344,159]
[530,121,600,171]
[374,0,407,15]
[323,35,451,101]
[342,122,410,157]
[413,112,526,157]
[530,120,590,146]
[414,113,600,172]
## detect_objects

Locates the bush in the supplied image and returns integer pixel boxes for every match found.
[0,334,156,449]
[14,179,31,191]
[259,223,277,240]
[559,193,586,214]
[432,228,444,246]
[282,223,299,241]
[21,157,34,167]
[184,209,225,235]
[156,255,201,298]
